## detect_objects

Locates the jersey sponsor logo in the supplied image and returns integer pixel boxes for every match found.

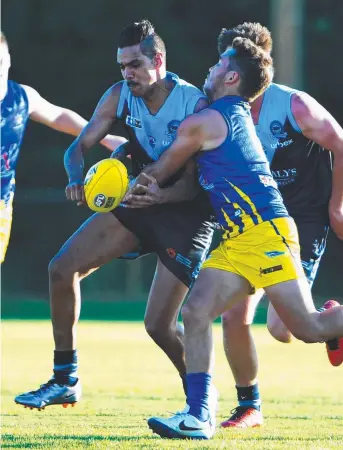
[269,120,294,149]
[270,139,294,149]
[265,251,286,258]
[125,115,142,129]
[260,264,283,276]
[259,174,278,188]
[271,168,297,186]
[199,175,214,191]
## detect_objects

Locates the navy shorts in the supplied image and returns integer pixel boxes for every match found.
[112,200,215,288]
[296,221,329,286]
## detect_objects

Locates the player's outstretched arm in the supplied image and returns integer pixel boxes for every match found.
[291,93,343,239]
[125,109,225,206]
[61,84,123,203]
[22,84,126,151]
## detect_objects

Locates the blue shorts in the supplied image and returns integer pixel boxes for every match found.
[296,221,329,286]
[113,200,215,288]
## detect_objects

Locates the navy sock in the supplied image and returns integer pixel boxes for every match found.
[53,350,78,385]
[186,373,211,421]
[180,374,187,396]
[236,384,261,410]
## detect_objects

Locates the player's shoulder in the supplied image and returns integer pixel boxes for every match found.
[8,79,26,96]
[107,80,125,97]
[182,108,221,131]
[7,80,29,104]
[268,82,301,98]
[170,72,203,96]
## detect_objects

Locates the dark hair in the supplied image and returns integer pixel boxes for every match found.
[227,37,273,101]
[218,22,272,55]
[1,31,8,47]
[118,19,166,60]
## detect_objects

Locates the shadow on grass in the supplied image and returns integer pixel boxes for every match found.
[2,434,159,448]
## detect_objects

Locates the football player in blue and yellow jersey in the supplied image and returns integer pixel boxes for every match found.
[0,32,122,263]
[216,23,343,429]
[126,37,343,440]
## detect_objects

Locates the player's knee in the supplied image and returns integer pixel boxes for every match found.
[289,319,323,343]
[267,320,293,343]
[222,306,246,331]
[144,317,163,340]
[48,253,74,286]
[181,302,208,330]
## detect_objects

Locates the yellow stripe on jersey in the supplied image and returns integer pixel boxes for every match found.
[227,180,263,225]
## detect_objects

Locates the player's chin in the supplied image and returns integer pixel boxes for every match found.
[128,85,143,97]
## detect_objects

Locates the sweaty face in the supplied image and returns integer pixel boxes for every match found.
[117,44,158,97]
[203,55,229,101]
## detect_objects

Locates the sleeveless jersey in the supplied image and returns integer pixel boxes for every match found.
[197,96,288,238]
[116,72,205,176]
[255,83,332,224]
[1,81,30,206]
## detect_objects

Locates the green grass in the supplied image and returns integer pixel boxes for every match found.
[1,321,343,449]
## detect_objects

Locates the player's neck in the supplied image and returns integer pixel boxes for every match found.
[142,76,175,115]
[250,93,265,125]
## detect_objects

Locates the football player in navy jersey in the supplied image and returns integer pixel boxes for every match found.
[0,31,123,263]
[14,20,217,412]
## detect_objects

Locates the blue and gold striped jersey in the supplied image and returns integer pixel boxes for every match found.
[196,96,288,238]
[1,81,29,206]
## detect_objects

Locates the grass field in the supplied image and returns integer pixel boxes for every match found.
[1,321,343,449]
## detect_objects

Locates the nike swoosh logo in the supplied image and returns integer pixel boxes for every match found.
[179,420,203,431]
[64,393,76,399]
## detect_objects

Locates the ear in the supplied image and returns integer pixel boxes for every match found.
[154,53,163,69]
[224,70,239,85]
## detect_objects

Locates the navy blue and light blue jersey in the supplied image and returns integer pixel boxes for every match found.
[196,96,288,238]
[1,81,30,206]
[255,83,332,223]
[117,72,206,175]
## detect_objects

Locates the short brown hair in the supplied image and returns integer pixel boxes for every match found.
[227,37,273,101]
[118,19,166,60]
[218,22,272,55]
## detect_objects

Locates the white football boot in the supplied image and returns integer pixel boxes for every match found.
[148,384,218,439]
[177,383,218,425]
[14,379,81,410]
[148,411,215,440]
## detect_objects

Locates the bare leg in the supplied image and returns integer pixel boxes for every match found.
[49,213,140,350]
[181,268,251,374]
[221,292,262,386]
[266,278,343,343]
[144,258,188,376]
[267,302,293,343]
